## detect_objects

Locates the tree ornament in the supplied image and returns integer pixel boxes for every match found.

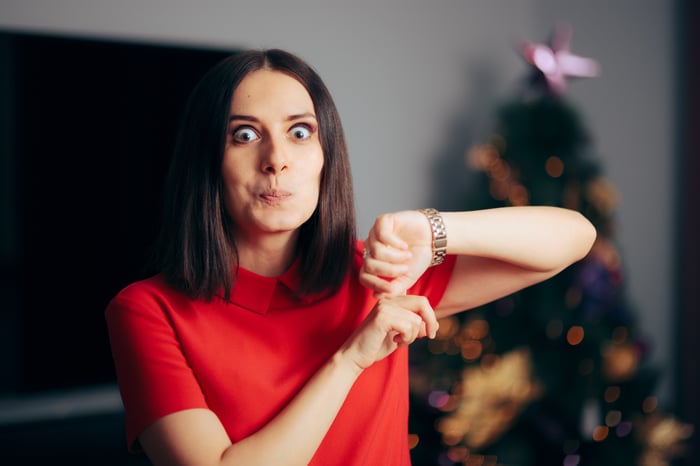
[519,22,601,95]
[437,348,543,449]
[637,414,694,466]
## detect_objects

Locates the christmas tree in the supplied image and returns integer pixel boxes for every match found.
[408,23,692,466]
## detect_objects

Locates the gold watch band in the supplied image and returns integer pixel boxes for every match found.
[418,208,447,266]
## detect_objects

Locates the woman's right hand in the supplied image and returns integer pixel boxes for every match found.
[338,295,439,371]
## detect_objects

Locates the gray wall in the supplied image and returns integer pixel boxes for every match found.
[0,0,677,402]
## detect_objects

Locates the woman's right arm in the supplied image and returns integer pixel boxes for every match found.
[138,294,438,466]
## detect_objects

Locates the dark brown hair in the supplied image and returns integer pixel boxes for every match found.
[155,49,356,301]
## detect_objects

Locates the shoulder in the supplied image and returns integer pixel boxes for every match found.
[112,274,172,302]
[105,274,189,319]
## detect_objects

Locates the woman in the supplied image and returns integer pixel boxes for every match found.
[105,49,596,466]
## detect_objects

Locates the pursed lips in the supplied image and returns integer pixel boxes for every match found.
[260,189,292,205]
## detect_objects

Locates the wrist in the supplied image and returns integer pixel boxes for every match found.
[333,346,366,379]
[418,208,447,266]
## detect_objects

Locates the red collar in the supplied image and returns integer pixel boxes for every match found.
[227,242,364,314]
[228,258,305,315]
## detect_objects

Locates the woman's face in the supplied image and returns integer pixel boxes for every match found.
[221,69,324,244]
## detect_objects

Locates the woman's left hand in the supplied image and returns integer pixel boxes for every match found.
[359,210,433,296]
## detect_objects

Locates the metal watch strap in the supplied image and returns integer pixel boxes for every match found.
[419,208,447,266]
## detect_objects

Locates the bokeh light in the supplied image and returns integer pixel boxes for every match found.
[605,410,622,427]
[567,326,585,345]
[642,396,658,414]
[545,155,565,177]
[604,386,621,403]
[592,425,609,441]
[546,319,564,339]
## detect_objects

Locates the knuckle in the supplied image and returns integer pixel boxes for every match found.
[365,242,377,256]
[375,296,392,311]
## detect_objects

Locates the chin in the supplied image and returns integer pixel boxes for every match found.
[261,217,309,234]
[246,206,316,235]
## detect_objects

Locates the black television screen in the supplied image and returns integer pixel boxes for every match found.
[0,31,235,394]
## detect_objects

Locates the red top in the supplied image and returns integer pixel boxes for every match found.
[105,241,456,465]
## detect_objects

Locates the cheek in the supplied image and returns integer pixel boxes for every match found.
[221,171,238,200]
[309,159,324,198]
[310,149,324,183]
[221,153,249,189]
[221,162,248,208]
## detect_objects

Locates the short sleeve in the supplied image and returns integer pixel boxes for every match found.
[105,283,208,451]
[407,254,457,308]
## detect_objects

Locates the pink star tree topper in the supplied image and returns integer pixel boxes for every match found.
[520,22,601,95]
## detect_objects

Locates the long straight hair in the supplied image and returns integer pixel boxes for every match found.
[155,49,356,301]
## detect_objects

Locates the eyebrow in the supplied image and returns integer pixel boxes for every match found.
[228,112,317,122]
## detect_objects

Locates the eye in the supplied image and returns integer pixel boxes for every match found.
[289,124,313,141]
[231,126,260,143]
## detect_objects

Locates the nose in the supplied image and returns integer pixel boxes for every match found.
[261,136,288,175]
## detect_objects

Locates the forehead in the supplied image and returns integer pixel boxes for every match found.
[230,69,314,114]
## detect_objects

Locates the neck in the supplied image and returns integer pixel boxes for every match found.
[235,231,298,277]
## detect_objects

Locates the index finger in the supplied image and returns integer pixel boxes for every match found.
[396,294,439,339]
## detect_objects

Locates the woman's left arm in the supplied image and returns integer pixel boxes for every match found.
[360,206,597,319]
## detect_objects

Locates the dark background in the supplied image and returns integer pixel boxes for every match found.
[1,32,232,393]
[675,0,700,465]
[0,31,232,464]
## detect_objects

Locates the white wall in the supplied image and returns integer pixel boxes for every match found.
[0,0,676,402]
